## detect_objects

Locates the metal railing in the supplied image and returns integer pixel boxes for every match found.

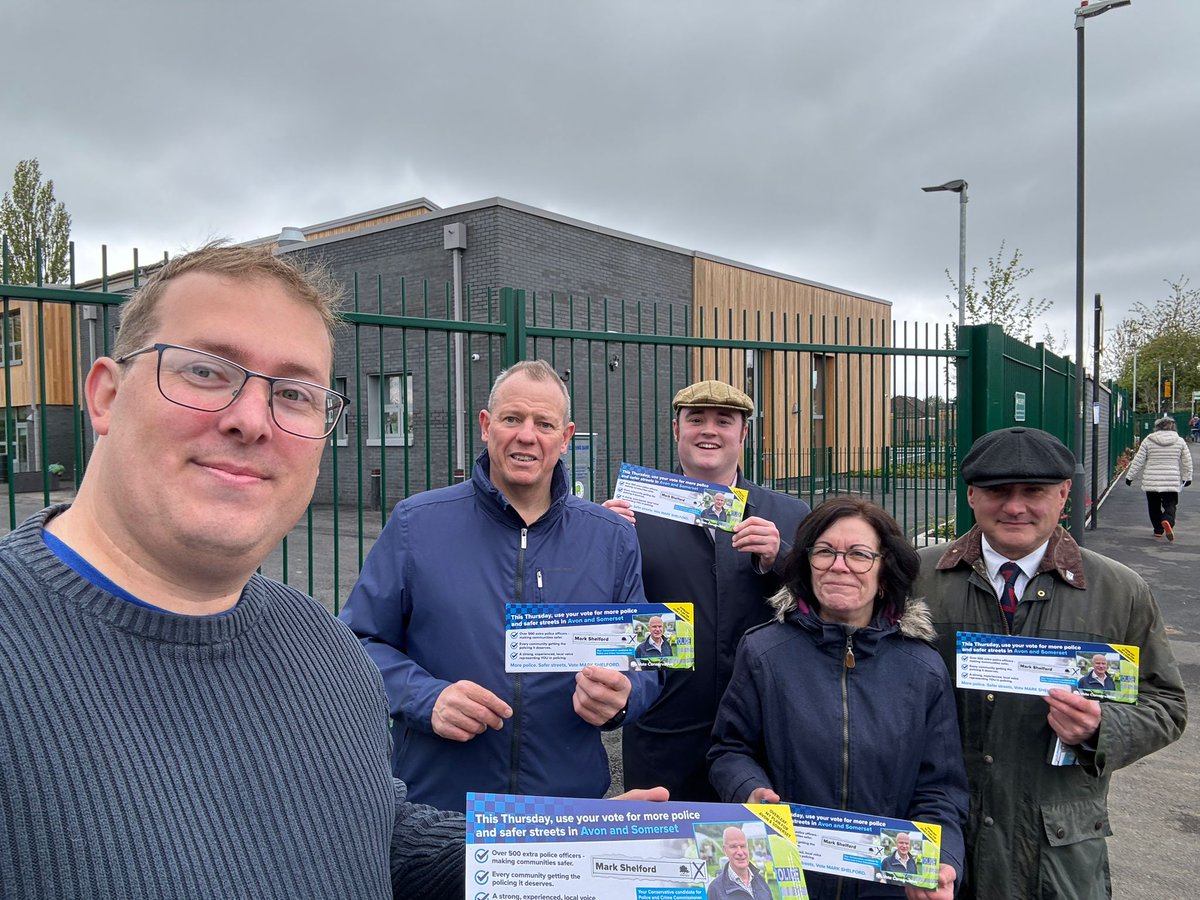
[0,245,1132,611]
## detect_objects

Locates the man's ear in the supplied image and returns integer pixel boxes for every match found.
[84,358,122,436]
[1057,479,1072,510]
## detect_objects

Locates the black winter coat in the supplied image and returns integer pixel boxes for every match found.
[622,474,809,801]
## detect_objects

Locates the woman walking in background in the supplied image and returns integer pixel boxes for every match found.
[1126,416,1193,540]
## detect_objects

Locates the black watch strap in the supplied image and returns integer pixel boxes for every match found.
[600,703,629,731]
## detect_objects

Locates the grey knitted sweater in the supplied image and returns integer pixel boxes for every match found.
[0,507,464,899]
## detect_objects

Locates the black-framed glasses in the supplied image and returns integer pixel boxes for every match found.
[807,545,883,574]
[115,343,350,440]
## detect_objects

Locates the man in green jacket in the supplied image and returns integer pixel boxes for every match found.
[912,427,1187,899]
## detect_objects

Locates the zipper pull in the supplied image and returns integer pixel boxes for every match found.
[521,528,528,550]
[844,635,856,669]
[537,569,543,590]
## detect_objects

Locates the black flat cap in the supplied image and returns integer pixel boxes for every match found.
[960,427,1075,487]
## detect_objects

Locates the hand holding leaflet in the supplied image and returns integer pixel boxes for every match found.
[573,666,631,726]
[431,681,512,741]
[1044,689,1102,745]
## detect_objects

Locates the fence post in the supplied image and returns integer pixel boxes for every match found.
[499,288,528,367]
[954,324,1006,535]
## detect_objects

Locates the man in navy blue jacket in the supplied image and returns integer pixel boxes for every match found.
[341,360,660,812]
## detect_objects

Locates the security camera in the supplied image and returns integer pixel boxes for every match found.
[470,353,481,362]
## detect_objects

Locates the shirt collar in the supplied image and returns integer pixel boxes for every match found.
[980,534,1048,583]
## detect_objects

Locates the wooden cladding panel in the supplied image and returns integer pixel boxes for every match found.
[306,207,435,242]
[692,258,892,480]
[0,302,78,408]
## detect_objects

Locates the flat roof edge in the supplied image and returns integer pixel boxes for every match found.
[246,197,887,306]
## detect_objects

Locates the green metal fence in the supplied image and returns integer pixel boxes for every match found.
[0,246,1133,611]
[954,323,1133,531]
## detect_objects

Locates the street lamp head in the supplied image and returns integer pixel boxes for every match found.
[1076,0,1130,20]
[922,179,967,194]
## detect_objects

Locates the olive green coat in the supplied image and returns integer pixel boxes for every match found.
[912,525,1187,900]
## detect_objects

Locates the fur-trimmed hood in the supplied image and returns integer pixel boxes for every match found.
[768,585,937,642]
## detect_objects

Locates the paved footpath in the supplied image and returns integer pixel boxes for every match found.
[1086,441,1198,899]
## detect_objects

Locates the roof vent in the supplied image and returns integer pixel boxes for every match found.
[277,227,307,246]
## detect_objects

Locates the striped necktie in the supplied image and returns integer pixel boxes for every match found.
[998,562,1022,630]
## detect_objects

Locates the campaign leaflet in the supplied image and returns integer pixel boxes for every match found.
[505,603,695,673]
[612,462,748,533]
[788,803,941,891]
[466,793,809,900]
[955,632,1139,703]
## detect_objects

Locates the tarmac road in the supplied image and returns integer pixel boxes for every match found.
[1083,444,1198,900]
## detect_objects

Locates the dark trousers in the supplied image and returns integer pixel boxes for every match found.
[1146,491,1179,532]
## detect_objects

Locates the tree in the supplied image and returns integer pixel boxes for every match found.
[946,241,1054,346]
[0,158,72,285]
[1109,277,1200,412]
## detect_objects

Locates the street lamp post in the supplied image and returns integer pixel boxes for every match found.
[922,179,969,328]
[1132,348,1138,414]
[1090,293,1102,529]
[1072,0,1130,542]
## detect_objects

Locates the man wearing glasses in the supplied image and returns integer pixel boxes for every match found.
[0,244,464,899]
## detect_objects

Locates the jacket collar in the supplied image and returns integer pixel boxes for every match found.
[472,449,569,527]
[934,524,1087,590]
[774,592,938,656]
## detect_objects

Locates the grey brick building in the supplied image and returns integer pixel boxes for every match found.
[80,195,892,510]
[277,198,724,507]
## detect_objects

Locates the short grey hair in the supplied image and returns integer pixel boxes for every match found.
[1155,416,1178,432]
[487,359,571,424]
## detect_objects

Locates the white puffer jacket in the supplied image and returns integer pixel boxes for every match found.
[1127,429,1193,492]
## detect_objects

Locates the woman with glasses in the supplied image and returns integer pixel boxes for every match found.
[708,498,967,900]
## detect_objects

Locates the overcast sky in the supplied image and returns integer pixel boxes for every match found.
[6,1,1197,355]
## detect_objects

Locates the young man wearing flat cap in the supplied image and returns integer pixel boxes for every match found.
[605,380,810,801]
[911,426,1187,900]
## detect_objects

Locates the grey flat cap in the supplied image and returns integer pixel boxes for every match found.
[960,427,1075,487]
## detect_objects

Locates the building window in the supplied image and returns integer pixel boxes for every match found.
[13,420,30,473]
[2,312,23,365]
[331,376,349,446]
[367,373,415,447]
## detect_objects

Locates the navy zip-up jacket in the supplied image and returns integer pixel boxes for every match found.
[341,451,659,811]
[709,599,967,899]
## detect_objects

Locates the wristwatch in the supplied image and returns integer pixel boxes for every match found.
[601,703,629,731]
